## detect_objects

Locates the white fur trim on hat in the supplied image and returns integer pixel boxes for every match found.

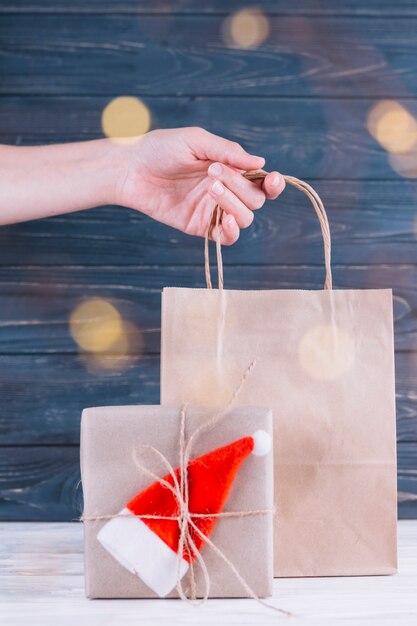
[97,507,189,597]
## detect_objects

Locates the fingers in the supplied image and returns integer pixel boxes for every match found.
[208,162,266,212]
[192,128,265,171]
[262,171,286,200]
[211,214,240,246]
[207,162,265,228]
[208,177,254,228]
[206,171,284,246]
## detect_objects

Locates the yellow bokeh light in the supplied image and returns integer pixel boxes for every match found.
[299,324,355,381]
[389,150,417,179]
[101,96,151,140]
[222,9,269,49]
[82,321,144,372]
[69,298,123,353]
[367,100,417,155]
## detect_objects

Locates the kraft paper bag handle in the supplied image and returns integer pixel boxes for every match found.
[204,170,333,291]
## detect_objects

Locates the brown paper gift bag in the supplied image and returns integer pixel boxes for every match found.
[161,171,398,578]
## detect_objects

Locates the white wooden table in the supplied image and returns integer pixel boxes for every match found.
[1,521,417,625]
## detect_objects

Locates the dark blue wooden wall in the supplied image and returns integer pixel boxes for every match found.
[1,0,417,520]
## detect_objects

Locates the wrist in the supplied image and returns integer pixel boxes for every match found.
[90,139,125,207]
[102,136,149,209]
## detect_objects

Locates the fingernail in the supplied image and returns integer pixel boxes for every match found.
[271,174,281,187]
[224,215,235,226]
[208,163,222,176]
[212,180,224,195]
[252,155,265,161]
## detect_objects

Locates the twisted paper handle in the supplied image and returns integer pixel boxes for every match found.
[204,170,332,291]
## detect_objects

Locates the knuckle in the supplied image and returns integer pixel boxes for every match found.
[227,141,242,156]
[190,126,207,139]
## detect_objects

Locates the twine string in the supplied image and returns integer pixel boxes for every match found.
[81,359,291,615]
[204,169,332,291]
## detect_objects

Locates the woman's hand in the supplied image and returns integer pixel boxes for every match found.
[0,128,285,236]
[114,127,285,244]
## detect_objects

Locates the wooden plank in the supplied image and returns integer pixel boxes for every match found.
[2,97,417,180]
[0,351,415,445]
[2,1,417,16]
[0,265,415,354]
[0,355,160,445]
[1,181,417,266]
[0,443,415,520]
[1,524,417,625]
[397,444,417,519]
[1,16,417,97]
[0,446,82,521]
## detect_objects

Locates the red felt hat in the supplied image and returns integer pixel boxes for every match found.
[97,429,271,597]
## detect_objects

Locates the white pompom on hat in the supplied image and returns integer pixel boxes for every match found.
[251,429,272,456]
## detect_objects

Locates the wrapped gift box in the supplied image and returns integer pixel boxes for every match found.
[80,404,273,599]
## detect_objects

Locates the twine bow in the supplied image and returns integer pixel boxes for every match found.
[81,359,291,615]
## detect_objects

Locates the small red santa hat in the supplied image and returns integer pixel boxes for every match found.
[97,429,271,597]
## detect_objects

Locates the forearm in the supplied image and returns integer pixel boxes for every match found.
[0,140,121,225]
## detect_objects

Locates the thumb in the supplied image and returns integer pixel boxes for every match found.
[194,128,265,171]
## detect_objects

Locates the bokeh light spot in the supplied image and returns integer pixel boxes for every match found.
[222,9,269,49]
[69,298,123,353]
[82,321,144,372]
[299,324,355,381]
[70,299,144,372]
[367,100,417,155]
[101,97,151,140]
[389,150,417,179]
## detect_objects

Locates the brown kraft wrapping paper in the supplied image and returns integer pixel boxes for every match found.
[160,173,398,578]
[80,404,274,598]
